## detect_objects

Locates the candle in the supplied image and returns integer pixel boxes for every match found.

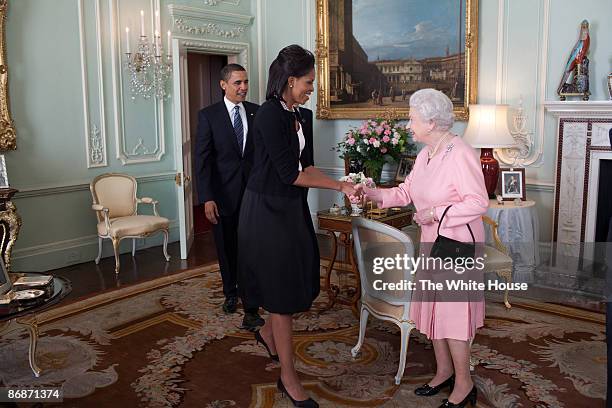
[167,31,171,54]
[125,27,130,53]
[140,10,145,37]
[155,10,159,32]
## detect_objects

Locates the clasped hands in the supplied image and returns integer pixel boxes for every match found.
[344,183,437,226]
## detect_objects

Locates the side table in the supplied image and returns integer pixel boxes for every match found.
[485,199,540,283]
[0,274,71,377]
[317,207,413,315]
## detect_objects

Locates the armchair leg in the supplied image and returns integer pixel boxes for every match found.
[497,269,513,309]
[162,229,170,262]
[395,322,414,385]
[111,237,120,274]
[95,237,103,264]
[132,239,136,257]
[351,305,369,358]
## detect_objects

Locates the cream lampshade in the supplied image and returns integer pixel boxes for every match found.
[463,104,516,197]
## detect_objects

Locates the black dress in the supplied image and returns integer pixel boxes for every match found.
[237,98,320,314]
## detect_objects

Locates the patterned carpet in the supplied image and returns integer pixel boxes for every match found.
[0,264,606,407]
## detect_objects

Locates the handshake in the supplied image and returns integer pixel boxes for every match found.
[337,181,438,226]
[340,183,379,205]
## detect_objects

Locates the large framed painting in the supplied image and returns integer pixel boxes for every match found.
[315,0,478,121]
[0,0,17,150]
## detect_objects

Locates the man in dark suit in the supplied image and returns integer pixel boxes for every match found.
[195,63,263,330]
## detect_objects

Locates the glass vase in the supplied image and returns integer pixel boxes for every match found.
[364,162,383,184]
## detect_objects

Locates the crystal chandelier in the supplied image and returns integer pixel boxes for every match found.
[124,10,172,100]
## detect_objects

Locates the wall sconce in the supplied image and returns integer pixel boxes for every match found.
[499,98,533,167]
[124,9,172,100]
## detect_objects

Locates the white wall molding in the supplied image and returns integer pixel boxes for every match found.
[256,0,266,102]
[168,4,252,40]
[495,0,550,168]
[12,221,179,272]
[525,180,554,192]
[110,0,166,165]
[169,4,252,25]
[14,172,176,199]
[202,0,242,6]
[543,101,612,117]
[78,0,108,168]
[179,38,250,71]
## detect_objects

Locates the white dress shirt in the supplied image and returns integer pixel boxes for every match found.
[224,96,248,152]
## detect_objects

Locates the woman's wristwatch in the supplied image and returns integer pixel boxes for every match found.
[430,207,438,222]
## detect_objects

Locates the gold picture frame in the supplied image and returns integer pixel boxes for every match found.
[315,0,478,121]
[0,0,16,151]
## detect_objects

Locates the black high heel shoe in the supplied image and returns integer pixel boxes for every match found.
[414,374,455,396]
[277,378,319,408]
[439,385,477,408]
[254,330,279,362]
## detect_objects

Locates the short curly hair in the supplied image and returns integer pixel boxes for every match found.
[409,89,455,131]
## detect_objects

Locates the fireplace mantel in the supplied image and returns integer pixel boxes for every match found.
[549,106,612,251]
[544,100,612,117]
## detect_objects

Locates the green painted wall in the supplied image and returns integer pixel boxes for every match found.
[6,0,257,271]
[259,0,612,244]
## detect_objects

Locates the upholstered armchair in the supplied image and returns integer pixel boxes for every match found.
[350,217,416,385]
[90,173,170,273]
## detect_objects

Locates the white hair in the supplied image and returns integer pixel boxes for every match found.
[409,88,455,131]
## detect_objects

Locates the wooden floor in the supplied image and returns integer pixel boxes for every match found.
[45,232,336,305]
[46,233,220,304]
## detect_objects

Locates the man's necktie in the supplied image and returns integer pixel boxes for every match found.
[233,105,244,155]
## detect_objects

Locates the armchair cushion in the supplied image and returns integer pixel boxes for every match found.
[483,245,513,271]
[362,293,409,322]
[98,215,170,238]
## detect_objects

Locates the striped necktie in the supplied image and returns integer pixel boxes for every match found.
[233,105,244,155]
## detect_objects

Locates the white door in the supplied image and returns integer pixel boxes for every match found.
[173,41,194,259]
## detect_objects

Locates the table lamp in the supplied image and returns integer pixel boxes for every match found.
[463,104,516,197]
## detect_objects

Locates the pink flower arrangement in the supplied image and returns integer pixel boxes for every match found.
[334,118,415,182]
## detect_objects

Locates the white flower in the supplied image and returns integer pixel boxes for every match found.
[363,138,369,145]
[373,140,381,148]
[340,172,375,187]
[391,138,399,145]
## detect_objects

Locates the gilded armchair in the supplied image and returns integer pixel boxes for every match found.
[90,173,170,273]
[482,215,513,308]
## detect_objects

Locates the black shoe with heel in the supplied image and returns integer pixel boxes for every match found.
[414,374,455,396]
[277,378,319,408]
[254,330,279,362]
[439,385,477,408]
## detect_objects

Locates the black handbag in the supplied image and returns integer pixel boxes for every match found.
[430,205,475,260]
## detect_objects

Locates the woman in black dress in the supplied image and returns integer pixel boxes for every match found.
[238,45,356,407]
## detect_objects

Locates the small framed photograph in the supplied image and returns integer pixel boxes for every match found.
[0,155,8,188]
[608,73,612,100]
[395,156,416,182]
[500,168,526,201]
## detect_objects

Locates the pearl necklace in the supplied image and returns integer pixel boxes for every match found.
[427,132,452,160]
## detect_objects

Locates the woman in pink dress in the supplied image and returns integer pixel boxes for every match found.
[357,89,488,408]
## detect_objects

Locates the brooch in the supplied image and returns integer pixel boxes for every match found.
[442,143,455,158]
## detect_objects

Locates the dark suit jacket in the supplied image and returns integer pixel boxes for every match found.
[246,98,314,198]
[195,100,259,216]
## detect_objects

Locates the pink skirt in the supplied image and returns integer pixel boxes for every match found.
[409,299,484,341]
